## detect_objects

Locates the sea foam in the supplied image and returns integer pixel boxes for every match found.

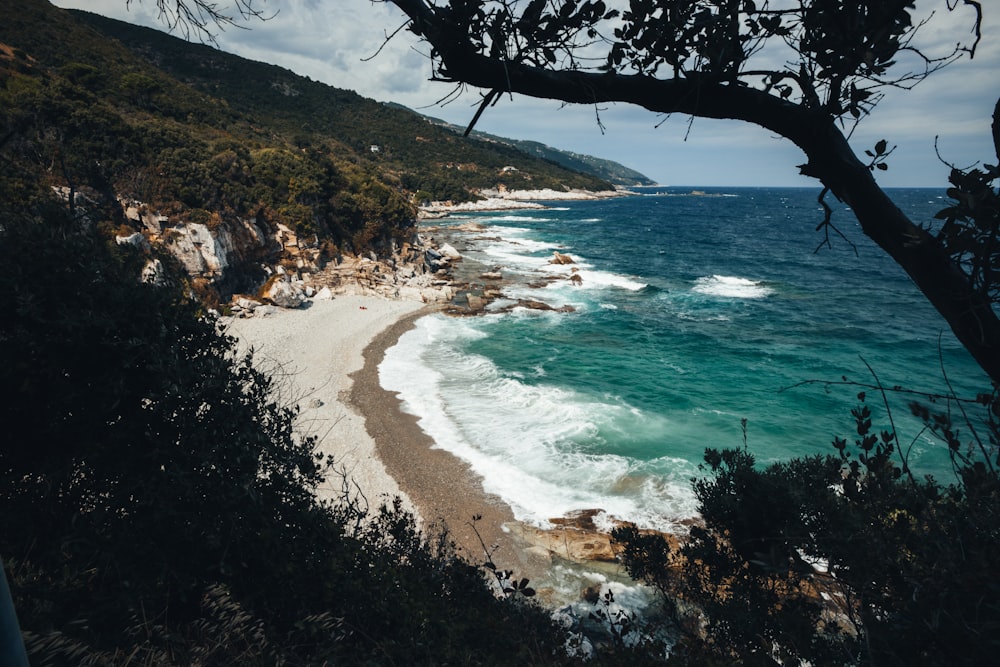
[379,314,698,531]
[692,274,773,298]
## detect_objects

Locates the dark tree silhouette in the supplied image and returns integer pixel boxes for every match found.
[377,0,999,384]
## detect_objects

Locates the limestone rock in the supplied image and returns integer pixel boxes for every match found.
[507,522,617,563]
[439,243,461,260]
[466,294,486,312]
[116,232,149,251]
[550,251,575,265]
[141,259,165,286]
[263,279,307,308]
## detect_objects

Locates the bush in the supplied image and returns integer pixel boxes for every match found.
[0,193,568,664]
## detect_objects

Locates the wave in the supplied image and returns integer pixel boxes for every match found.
[475,229,649,294]
[692,274,773,299]
[483,214,555,223]
[379,315,698,531]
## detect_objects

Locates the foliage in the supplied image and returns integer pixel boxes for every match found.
[379,0,1000,384]
[0,178,572,664]
[933,98,1000,312]
[614,389,1000,665]
[70,6,615,201]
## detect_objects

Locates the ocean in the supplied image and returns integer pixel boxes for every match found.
[380,187,991,533]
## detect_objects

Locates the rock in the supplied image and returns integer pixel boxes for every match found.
[466,294,486,311]
[141,259,165,285]
[116,232,150,251]
[480,271,503,281]
[570,273,583,285]
[507,522,618,563]
[314,286,333,300]
[308,398,324,409]
[254,304,280,317]
[234,296,261,312]
[550,251,575,265]
[263,279,306,308]
[439,243,461,260]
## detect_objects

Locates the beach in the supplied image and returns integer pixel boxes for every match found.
[225,295,525,568]
[225,296,427,515]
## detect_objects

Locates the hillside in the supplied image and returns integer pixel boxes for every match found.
[0,0,619,301]
[416,110,656,186]
[69,8,616,200]
[381,102,655,186]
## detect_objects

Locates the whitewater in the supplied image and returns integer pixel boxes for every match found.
[380,187,990,533]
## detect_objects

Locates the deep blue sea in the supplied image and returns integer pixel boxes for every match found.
[380,187,991,532]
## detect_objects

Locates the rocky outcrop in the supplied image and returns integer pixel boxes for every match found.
[550,251,575,265]
[164,216,273,280]
[506,509,683,566]
[507,511,619,563]
[262,276,308,308]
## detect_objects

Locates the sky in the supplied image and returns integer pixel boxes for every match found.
[51,0,1000,187]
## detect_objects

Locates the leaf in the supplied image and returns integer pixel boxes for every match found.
[875,139,888,155]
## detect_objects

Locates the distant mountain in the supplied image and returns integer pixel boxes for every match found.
[396,107,656,187]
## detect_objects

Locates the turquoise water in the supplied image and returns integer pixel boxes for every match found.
[380,187,990,531]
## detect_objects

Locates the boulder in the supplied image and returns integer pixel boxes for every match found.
[507,522,617,563]
[439,243,462,260]
[141,259,165,286]
[466,294,486,312]
[264,279,307,308]
[116,232,150,251]
[550,251,575,265]
[314,286,333,301]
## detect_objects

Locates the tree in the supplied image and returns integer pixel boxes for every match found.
[614,389,1000,665]
[367,0,1000,385]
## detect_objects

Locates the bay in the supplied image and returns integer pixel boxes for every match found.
[380,187,990,532]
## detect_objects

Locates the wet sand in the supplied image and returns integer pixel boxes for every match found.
[349,310,521,564]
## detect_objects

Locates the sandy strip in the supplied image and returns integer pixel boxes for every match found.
[349,312,524,566]
[228,295,546,578]
[225,296,427,514]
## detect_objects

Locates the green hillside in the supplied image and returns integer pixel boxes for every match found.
[69,9,615,200]
[382,102,656,186]
[0,0,614,282]
[418,112,656,186]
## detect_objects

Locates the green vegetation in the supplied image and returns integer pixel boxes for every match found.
[387,104,657,187]
[0,0,615,301]
[0,176,571,664]
[70,7,615,202]
[4,2,999,664]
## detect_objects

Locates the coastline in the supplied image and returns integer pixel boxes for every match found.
[226,294,528,567]
[349,310,522,564]
[224,296,427,515]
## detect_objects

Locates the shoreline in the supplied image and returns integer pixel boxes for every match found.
[226,295,529,568]
[224,296,427,515]
[349,309,521,564]
[226,285,661,607]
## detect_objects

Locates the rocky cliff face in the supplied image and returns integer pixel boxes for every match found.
[116,197,461,313]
